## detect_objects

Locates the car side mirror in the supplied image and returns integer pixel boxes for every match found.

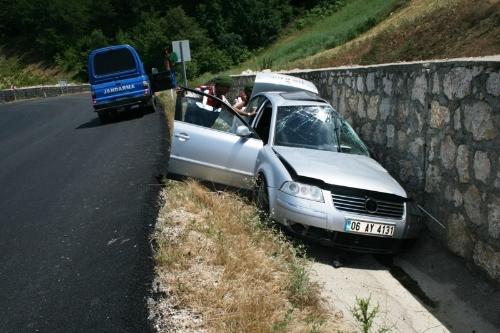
[236,125,252,137]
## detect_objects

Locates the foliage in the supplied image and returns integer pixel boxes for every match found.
[237,0,401,71]
[0,0,298,83]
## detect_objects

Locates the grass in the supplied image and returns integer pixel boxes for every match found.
[151,92,348,332]
[234,0,404,72]
[0,50,68,89]
[291,0,500,69]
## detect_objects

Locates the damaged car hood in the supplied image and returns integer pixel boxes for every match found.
[273,146,407,198]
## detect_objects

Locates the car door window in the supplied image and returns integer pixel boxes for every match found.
[254,101,273,144]
[245,96,266,125]
[176,89,236,134]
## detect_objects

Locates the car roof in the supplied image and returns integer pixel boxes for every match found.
[256,90,329,107]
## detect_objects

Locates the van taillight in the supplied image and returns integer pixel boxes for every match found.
[91,91,96,105]
[143,81,149,95]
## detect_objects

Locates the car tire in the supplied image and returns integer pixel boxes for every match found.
[255,176,270,222]
[97,110,109,124]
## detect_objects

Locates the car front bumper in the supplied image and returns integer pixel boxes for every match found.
[270,189,421,253]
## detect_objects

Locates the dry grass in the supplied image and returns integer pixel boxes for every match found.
[152,180,346,332]
[151,93,349,332]
[290,0,500,69]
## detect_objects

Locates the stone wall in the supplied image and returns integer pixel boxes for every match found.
[0,84,90,103]
[231,59,499,283]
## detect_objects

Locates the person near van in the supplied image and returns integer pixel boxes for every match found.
[164,46,178,87]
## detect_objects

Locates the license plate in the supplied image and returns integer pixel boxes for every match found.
[344,219,395,237]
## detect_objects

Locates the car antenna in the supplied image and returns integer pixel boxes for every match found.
[409,199,446,230]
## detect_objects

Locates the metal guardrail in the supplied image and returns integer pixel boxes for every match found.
[0,83,90,103]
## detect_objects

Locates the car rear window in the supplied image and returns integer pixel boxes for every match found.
[94,48,137,76]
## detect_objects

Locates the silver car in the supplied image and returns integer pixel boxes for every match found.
[169,74,421,253]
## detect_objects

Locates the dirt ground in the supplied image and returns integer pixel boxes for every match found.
[306,233,500,333]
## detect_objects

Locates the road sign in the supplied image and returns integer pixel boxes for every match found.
[172,40,191,86]
[172,40,191,62]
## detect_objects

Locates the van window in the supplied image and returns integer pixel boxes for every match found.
[94,49,136,76]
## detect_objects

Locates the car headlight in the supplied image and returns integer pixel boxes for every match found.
[280,181,324,202]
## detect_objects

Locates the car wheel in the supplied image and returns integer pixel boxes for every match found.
[256,177,270,221]
[97,110,109,124]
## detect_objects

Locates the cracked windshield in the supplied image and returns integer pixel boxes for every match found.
[275,105,369,156]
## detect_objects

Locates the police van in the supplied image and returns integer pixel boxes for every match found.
[88,44,164,123]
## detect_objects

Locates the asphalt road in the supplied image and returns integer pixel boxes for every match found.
[0,93,168,332]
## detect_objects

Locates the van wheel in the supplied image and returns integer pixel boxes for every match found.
[255,177,270,222]
[97,110,109,123]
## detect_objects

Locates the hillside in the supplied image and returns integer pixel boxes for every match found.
[240,0,500,72]
[1,0,499,89]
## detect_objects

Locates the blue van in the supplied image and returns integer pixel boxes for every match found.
[88,44,156,123]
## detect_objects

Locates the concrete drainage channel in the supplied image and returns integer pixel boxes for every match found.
[305,235,499,333]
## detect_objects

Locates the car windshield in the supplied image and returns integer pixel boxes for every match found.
[274,104,369,156]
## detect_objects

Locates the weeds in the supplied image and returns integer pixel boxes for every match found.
[350,296,393,333]
[152,178,344,332]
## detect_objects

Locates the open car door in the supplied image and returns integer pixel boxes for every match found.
[168,87,263,189]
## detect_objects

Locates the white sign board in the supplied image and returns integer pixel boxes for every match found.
[252,72,319,96]
[172,40,191,62]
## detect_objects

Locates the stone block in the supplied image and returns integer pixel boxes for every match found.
[447,213,472,258]
[357,95,366,118]
[453,107,461,130]
[409,138,424,159]
[473,151,491,183]
[411,73,427,106]
[428,136,440,162]
[367,95,379,120]
[383,76,393,96]
[398,160,413,183]
[430,101,450,129]
[347,96,358,114]
[366,72,375,92]
[488,195,500,239]
[456,145,470,183]
[425,164,441,193]
[386,125,395,148]
[463,101,496,141]
[432,72,440,94]
[443,68,474,100]
[361,123,373,140]
[397,130,408,150]
[379,97,391,121]
[463,185,483,225]
[445,185,463,208]
[473,241,500,283]
[486,72,500,96]
[373,124,385,145]
[356,76,364,92]
[440,135,457,169]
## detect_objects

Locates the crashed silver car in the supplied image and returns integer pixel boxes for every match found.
[169,73,421,253]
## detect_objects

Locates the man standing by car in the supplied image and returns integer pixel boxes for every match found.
[197,75,233,108]
[183,75,234,127]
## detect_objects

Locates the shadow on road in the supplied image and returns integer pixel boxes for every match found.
[76,111,148,129]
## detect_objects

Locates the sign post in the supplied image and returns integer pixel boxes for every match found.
[172,40,191,87]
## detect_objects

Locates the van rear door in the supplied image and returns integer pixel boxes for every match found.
[90,47,148,105]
